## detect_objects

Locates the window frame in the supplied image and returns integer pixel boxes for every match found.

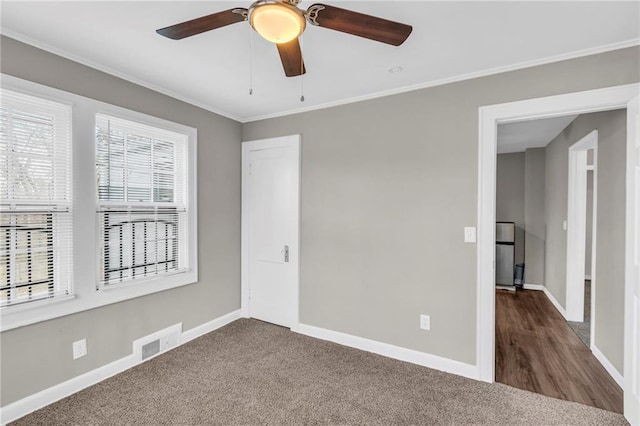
[94,113,190,290]
[0,74,198,331]
[1,89,73,308]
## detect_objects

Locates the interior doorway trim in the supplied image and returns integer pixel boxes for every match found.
[476,83,639,388]
[624,95,640,426]
[566,130,598,323]
[241,134,301,331]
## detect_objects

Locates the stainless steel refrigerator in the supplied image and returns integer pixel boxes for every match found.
[496,222,515,287]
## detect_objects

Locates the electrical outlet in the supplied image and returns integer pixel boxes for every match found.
[420,314,431,331]
[72,339,87,360]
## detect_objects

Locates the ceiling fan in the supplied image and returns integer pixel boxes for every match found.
[156,0,412,78]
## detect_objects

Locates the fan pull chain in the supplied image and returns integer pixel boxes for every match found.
[300,34,305,102]
[249,26,254,96]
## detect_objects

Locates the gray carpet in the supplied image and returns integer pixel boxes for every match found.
[568,280,591,347]
[13,319,627,425]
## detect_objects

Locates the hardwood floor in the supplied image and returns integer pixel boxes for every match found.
[495,289,623,413]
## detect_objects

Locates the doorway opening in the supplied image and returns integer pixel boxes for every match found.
[477,83,639,422]
[566,136,597,349]
[565,132,597,326]
[493,119,621,411]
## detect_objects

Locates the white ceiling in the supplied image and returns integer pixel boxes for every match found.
[1,1,638,122]
[497,115,578,154]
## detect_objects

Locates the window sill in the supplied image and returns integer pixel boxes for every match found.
[0,269,197,332]
[0,294,76,315]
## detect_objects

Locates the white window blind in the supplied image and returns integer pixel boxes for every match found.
[0,88,73,307]
[95,114,188,287]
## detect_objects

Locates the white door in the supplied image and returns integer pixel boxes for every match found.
[626,96,640,425]
[242,135,300,328]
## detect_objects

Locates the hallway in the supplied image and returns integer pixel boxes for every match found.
[495,289,622,413]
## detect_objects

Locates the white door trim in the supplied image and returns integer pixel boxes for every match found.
[624,95,640,425]
[566,130,597,322]
[477,84,639,390]
[241,135,301,332]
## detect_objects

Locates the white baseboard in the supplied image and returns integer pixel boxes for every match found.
[542,286,567,319]
[523,283,545,291]
[182,309,241,343]
[585,275,592,280]
[0,309,241,425]
[0,353,137,426]
[296,323,479,381]
[592,344,624,388]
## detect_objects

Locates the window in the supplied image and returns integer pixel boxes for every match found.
[0,88,72,307]
[1,75,197,331]
[95,115,189,288]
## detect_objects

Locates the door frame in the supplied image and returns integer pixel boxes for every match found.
[566,130,598,323]
[476,85,639,406]
[624,95,640,425]
[241,134,301,331]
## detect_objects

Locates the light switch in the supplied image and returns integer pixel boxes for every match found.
[464,227,476,243]
[420,314,431,330]
[563,220,568,231]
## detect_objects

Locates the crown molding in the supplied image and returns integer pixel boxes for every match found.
[0,29,244,123]
[2,29,638,124]
[243,38,640,122]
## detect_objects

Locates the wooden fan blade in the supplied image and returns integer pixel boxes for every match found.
[306,4,412,46]
[156,8,247,40]
[277,39,306,77]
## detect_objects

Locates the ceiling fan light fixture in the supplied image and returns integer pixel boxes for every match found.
[157,1,413,78]
[249,1,306,44]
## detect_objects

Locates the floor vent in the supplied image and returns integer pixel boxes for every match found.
[141,339,161,361]
[133,323,182,362]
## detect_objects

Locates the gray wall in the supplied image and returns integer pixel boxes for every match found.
[495,149,546,285]
[243,46,639,365]
[594,111,627,373]
[1,38,637,406]
[524,148,546,285]
[0,37,242,405]
[544,127,569,307]
[496,153,525,265]
[586,170,594,277]
[543,110,627,373]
